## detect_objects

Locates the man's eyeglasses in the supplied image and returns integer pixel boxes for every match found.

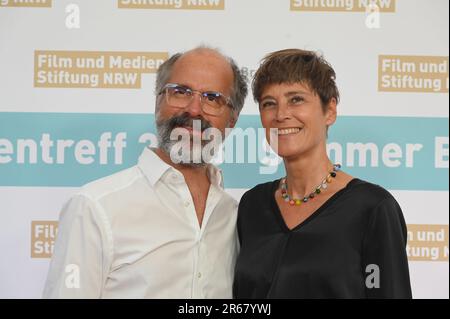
[158,83,233,116]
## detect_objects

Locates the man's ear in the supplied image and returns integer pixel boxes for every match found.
[325,98,337,127]
[228,112,238,128]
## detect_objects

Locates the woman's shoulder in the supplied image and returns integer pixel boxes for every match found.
[347,178,398,207]
[239,179,280,203]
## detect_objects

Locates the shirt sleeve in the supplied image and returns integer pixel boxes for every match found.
[362,196,412,299]
[42,194,113,299]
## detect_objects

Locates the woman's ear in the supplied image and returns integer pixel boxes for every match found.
[325,98,337,126]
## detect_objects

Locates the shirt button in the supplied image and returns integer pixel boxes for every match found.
[198,272,202,279]
[184,201,190,207]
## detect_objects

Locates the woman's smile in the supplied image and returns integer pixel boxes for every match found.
[276,127,303,136]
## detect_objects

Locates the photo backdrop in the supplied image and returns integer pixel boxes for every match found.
[0,0,448,298]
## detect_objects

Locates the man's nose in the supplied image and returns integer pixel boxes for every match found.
[184,93,203,117]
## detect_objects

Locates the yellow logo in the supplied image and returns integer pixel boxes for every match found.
[118,0,225,10]
[31,221,58,258]
[34,50,169,89]
[0,0,51,7]
[290,0,395,12]
[379,55,449,93]
[407,224,449,262]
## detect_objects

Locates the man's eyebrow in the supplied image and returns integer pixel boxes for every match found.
[174,83,191,89]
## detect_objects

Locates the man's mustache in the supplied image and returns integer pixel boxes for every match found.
[165,113,212,132]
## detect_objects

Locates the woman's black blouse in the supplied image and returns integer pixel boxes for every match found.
[233,178,412,299]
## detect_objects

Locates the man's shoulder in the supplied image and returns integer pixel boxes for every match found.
[79,165,144,201]
[219,188,239,207]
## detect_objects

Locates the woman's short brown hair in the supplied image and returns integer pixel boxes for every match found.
[252,49,340,112]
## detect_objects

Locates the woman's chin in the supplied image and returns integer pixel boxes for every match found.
[276,147,303,160]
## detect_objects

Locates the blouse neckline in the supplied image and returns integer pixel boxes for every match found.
[270,178,361,232]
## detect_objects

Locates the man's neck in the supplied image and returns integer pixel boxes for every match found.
[154,147,209,183]
[154,147,211,227]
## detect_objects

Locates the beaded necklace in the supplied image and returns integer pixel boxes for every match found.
[280,164,342,206]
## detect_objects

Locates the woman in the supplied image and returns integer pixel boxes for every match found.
[233,49,412,299]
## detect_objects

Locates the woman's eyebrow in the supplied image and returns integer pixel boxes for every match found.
[260,95,276,101]
[285,90,309,97]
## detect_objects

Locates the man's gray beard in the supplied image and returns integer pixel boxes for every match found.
[156,115,210,168]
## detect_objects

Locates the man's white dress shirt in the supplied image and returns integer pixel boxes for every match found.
[43,147,238,298]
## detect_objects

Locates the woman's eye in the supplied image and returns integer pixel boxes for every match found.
[261,101,276,109]
[290,96,304,105]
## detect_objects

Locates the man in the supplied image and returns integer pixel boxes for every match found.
[43,47,248,298]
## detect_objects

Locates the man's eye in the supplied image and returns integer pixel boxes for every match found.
[205,93,219,102]
[173,88,189,96]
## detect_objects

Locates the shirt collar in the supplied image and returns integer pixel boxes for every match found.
[138,146,224,189]
[206,162,224,189]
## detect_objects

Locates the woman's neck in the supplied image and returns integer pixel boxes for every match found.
[283,146,333,198]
